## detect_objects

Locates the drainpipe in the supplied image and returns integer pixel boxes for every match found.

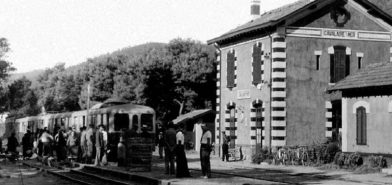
[268,33,273,152]
[214,43,222,157]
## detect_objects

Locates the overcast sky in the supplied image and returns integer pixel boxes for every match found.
[1,0,297,73]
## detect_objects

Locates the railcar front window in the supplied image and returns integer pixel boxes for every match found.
[141,114,153,131]
[114,113,129,131]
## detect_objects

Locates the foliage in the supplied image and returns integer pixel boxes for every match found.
[0,38,16,112]
[7,39,216,124]
[4,77,40,116]
[366,155,387,168]
[251,147,273,164]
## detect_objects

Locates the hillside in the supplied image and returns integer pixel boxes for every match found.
[10,42,167,85]
[9,69,45,87]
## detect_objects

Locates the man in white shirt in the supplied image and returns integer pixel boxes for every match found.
[200,122,211,178]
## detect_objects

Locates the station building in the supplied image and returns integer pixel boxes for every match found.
[208,0,392,158]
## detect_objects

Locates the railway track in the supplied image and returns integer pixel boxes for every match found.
[23,161,159,185]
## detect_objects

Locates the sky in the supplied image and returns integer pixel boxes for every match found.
[0,0,297,73]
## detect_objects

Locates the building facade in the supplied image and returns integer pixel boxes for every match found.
[329,62,392,154]
[208,0,392,158]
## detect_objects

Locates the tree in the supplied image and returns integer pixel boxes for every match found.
[0,38,15,82]
[0,38,15,112]
[5,77,39,116]
[166,38,217,116]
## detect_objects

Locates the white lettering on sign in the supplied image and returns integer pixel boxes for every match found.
[323,30,356,38]
[286,26,392,42]
[237,89,251,100]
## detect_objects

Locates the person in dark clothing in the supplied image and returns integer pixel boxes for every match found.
[164,122,176,175]
[175,127,191,178]
[22,129,34,158]
[55,129,67,162]
[94,125,104,166]
[7,133,19,161]
[221,132,230,162]
[157,132,165,159]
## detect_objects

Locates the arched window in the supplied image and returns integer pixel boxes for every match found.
[356,106,367,145]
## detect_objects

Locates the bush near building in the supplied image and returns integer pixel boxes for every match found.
[251,143,389,174]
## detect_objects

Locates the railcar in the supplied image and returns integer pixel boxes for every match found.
[3,102,156,160]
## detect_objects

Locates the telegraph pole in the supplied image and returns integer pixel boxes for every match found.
[86,83,91,127]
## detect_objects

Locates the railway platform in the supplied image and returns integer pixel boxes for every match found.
[19,151,392,185]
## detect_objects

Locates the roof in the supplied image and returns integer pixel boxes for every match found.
[173,109,214,125]
[208,0,392,45]
[328,62,392,91]
[208,0,317,44]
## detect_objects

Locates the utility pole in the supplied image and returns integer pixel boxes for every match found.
[86,83,91,127]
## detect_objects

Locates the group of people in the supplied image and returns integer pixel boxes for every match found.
[157,121,212,179]
[4,124,109,166]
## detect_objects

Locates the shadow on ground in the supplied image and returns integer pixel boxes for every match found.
[149,155,345,184]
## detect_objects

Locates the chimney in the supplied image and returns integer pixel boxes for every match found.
[251,0,261,20]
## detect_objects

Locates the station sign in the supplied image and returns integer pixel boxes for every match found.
[286,27,392,42]
[237,89,251,100]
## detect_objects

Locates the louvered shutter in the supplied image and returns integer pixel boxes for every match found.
[227,51,235,88]
[252,44,262,85]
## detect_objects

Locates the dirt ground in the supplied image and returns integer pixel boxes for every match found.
[0,160,74,185]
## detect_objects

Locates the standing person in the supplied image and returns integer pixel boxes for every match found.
[40,130,53,157]
[79,126,87,163]
[164,122,176,175]
[7,133,19,157]
[94,125,104,166]
[175,126,191,178]
[55,128,67,162]
[67,126,79,160]
[85,124,95,164]
[117,136,126,167]
[22,129,34,158]
[221,132,230,162]
[200,123,212,179]
[193,122,203,152]
[157,132,165,159]
[101,125,108,166]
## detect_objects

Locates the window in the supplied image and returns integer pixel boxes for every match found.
[141,114,154,131]
[358,57,362,69]
[356,107,367,145]
[114,113,129,131]
[132,115,138,128]
[227,50,236,88]
[316,55,320,70]
[330,46,350,83]
[252,43,263,85]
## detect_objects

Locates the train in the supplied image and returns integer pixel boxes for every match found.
[2,101,156,160]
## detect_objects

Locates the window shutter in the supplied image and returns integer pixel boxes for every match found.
[356,108,361,145]
[330,54,335,83]
[356,107,366,145]
[345,55,350,77]
[252,44,262,85]
[227,51,235,88]
[361,108,367,144]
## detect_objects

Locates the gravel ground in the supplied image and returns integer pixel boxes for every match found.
[0,161,75,185]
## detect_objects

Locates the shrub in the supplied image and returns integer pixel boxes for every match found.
[251,147,272,164]
[325,142,341,163]
[367,155,387,168]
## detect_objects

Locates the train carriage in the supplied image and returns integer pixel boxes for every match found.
[3,102,156,160]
